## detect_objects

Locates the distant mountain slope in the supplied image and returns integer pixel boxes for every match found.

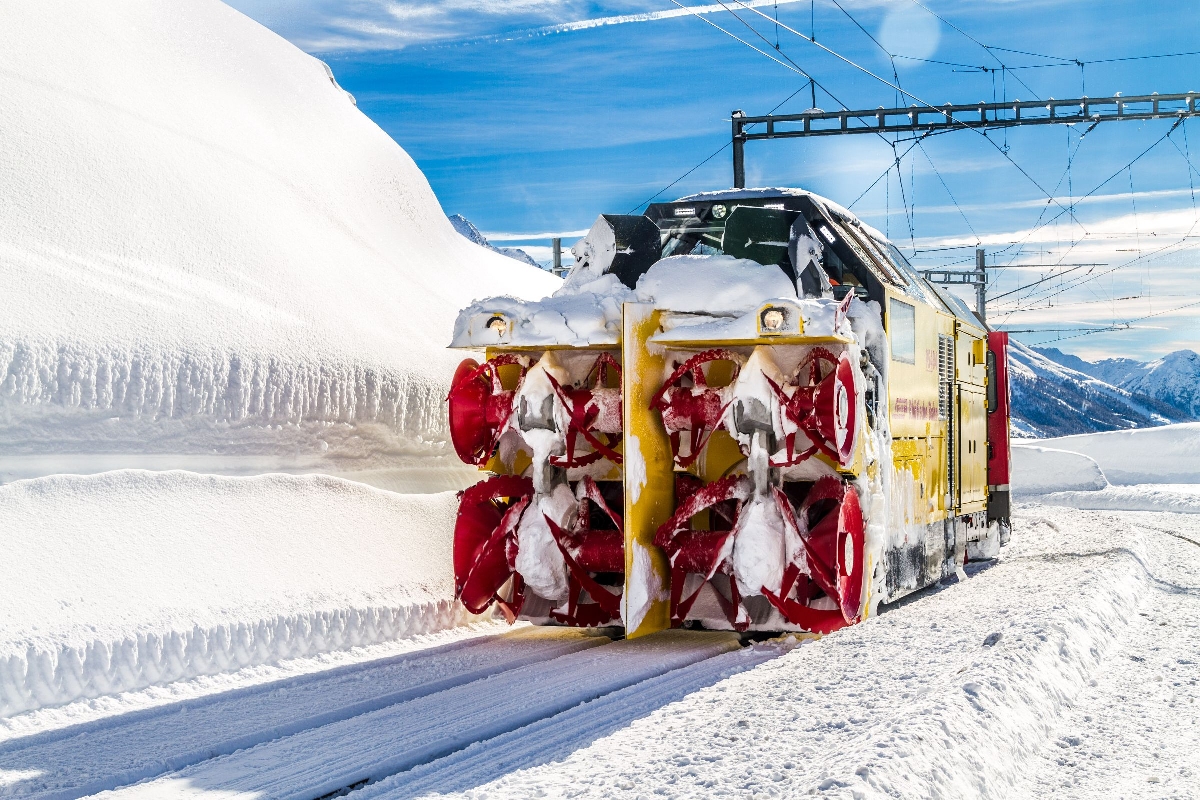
[1035,346,1200,420]
[1112,350,1200,418]
[448,214,543,269]
[1008,341,1192,438]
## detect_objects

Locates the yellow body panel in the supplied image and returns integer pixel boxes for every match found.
[883,287,989,520]
[621,304,674,639]
[958,385,988,512]
[650,334,853,348]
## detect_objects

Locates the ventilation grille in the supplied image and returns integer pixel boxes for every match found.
[938,335,955,420]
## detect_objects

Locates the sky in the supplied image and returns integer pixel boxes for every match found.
[227,0,1200,361]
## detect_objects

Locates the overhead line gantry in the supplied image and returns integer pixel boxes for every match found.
[729,91,1200,324]
[731,92,1199,188]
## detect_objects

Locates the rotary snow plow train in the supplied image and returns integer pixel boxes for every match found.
[447,189,1012,638]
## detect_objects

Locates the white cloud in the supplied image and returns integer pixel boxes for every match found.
[228,0,820,52]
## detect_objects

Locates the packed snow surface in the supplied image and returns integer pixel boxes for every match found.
[0,470,470,718]
[0,0,558,481]
[357,506,1196,799]
[1035,483,1200,514]
[4,505,1195,798]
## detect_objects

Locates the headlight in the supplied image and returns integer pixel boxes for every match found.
[711,204,728,219]
[760,307,786,332]
[485,315,507,335]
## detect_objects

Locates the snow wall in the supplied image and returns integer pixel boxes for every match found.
[0,471,469,718]
[0,0,559,485]
[1011,446,1108,494]
[0,0,559,717]
[1038,422,1200,485]
[1013,423,1200,514]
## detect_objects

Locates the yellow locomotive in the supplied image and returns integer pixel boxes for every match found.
[448,189,1012,637]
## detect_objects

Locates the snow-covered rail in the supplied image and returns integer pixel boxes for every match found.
[0,627,608,799]
[101,631,752,800]
[0,629,777,799]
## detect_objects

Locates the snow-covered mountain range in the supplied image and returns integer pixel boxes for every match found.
[448,214,543,269]
[1009,341,1199,438]
[1035,346,1200,419]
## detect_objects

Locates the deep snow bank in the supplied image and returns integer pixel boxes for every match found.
[1038,422,1200,485]
[1012,425,1200,512]
[1011,445,1108,494]
[1034,484,1200,514]
[0,471,469,718]
[0,0,558,479]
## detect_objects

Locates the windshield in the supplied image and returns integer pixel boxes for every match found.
[659,221,726,258]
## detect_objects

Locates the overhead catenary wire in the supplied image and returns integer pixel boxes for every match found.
[903,0,1043,100]
[632,0,900,214]
[624,1,827,214]
[989,118,1185,269]
[630,0,1197,342]
[1000,297,1200,341]
[729,1,1080,223]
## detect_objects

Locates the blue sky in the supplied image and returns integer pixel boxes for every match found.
[229,0,1200,361]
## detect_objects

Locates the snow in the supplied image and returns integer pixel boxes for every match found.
[635,255,796,315]
[2,495,1197,797]
[652,296,848,344]
[0,470,473,718]
[1035,484,1200,514]
[452,254,824,350]
[450,273,631,349]
[326,505,1195,800]
[1038,422,1200,485]
[102,632,741,799]
[514,485,574,605]
[624,433,646,505]
[0,625,602,798]
[730,495,787,596]
[2,4,1197,793]
[1011,445,1109,494]
[1013,425,1200,513]
[0,0,559,484]
[620,542,666,635]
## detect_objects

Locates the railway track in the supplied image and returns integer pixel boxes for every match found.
[0,628,786,799]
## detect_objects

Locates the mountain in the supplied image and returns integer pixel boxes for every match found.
[1035,346,1200,420]
[1008,341,1194,438]
[448,214,544,270]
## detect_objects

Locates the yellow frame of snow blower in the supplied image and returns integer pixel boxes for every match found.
[620,303,674,638]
